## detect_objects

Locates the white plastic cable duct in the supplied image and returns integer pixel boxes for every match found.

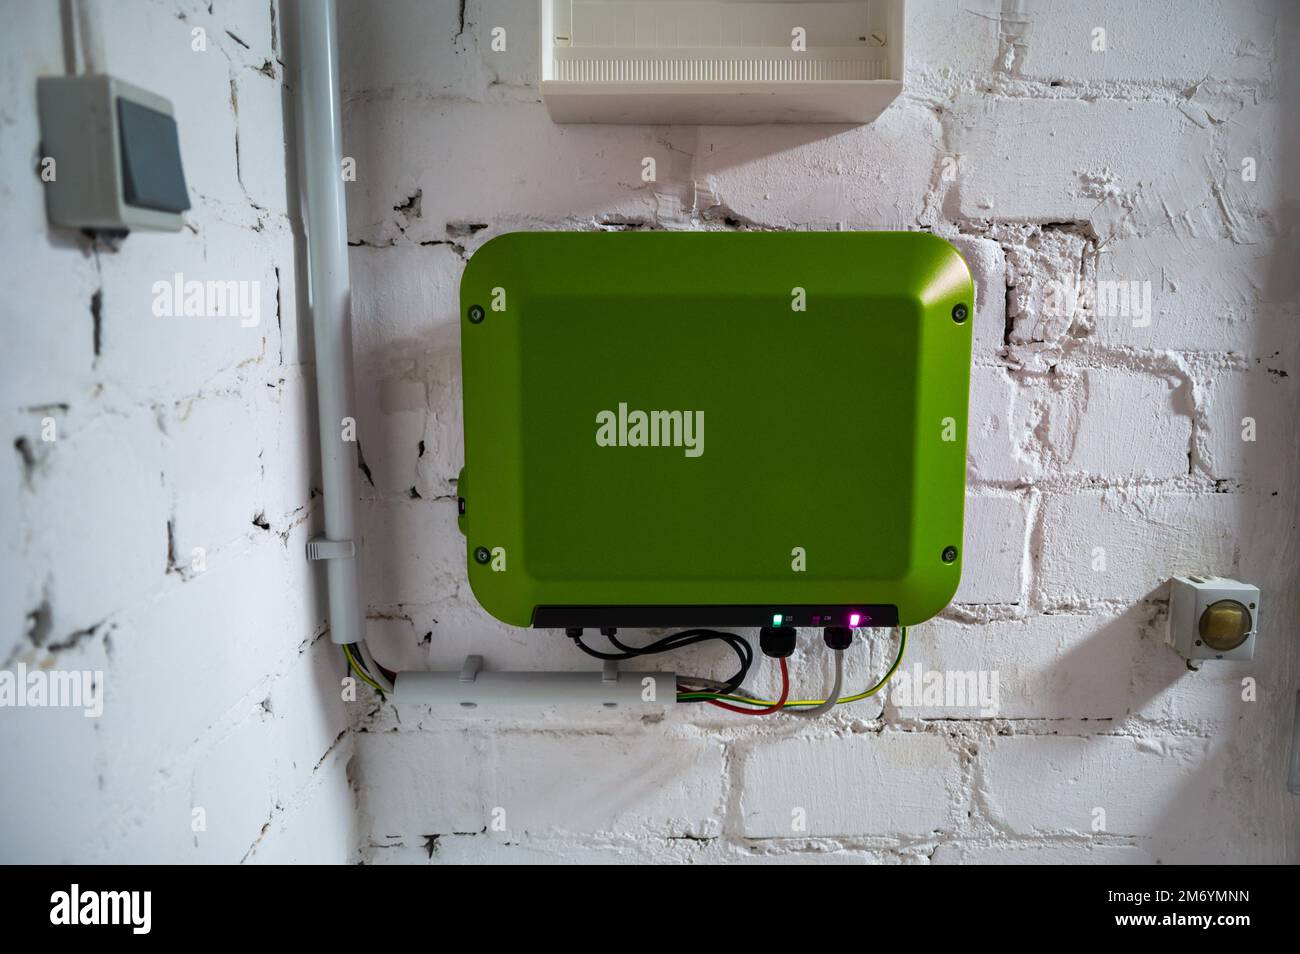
[392,656,677,707]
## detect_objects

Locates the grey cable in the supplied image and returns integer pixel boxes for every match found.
[795,648,844,717]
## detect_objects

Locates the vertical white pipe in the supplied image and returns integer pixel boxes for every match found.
[291,0,364,645]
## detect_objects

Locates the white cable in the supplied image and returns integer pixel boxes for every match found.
[356,641,394,690]
[795,648,844,717]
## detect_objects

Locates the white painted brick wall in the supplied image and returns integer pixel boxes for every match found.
[337,0,1299,865]
[3,0,1297,866]
[739,732,960,839]
[1,0,353,863]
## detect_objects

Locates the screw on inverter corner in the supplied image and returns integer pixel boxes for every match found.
[951,303,968,323]
[468,304,485,323]
[473,546,490,564]
[942,545,958,563]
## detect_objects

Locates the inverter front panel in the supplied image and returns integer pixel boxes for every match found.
[457,232,973,628]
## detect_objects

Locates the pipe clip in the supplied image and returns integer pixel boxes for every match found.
[306,537,356,561]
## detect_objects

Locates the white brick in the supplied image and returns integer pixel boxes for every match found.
[955,493,1027,604]
[343,99,663,244]
[97,220,277,401]
[233,67,289,215]
[740,732,959,838]
[917,607,1262,727]
[1012,0,1276,85]
[1131,644,1263,727]
[350,245,463,356]
[96,776,198,864]
[416,346,465,500]
[488,731,724,836]
[1037,492,1238,604]
[694,100,941,229]
[161,390,269,558]
[0,251,100,412]
[977,734,1281,862]
[338,96,928,239]
[0,412,26,662]
[365,836,706,866]
[931,842,1155,864]
[358,727,724,838]
[19,408,168,634]
[1091,237,1276,352]
[905,613,1139,720]
[948,235,1007,359]
[354,381,430,500]
[263,640,353,799]
[355,729,493,837]
[1196,368,1294,487]
[905,0,1002,87]
[257,231,308,369]
[340,0,491,99]
[190,708,280,862]
[361,498,462,609]
[246,753,358,865]
[351,347,464,504]
[981,735,1206,836]
[479,0,543,89]
[966,367,1037,484]
[217,0,278,64]
[1067,369,1192,478]
[102,530,322,781]
[260,369,317,523]
[969,366,1100,486]
[0,701,106,863]
[949,97,1213,230]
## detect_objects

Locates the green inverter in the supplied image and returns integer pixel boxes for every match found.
[457,232,973,630]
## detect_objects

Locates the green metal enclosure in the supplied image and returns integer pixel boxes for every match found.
[457,232,974,629]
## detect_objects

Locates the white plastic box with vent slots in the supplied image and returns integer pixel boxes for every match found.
[539,0,905,124]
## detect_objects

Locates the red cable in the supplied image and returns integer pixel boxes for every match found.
[707,657,789,715]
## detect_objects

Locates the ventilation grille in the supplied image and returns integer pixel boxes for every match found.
[553,57,889,83]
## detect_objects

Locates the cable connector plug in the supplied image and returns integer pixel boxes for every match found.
[759,626,797,658]
[823,626,854,651]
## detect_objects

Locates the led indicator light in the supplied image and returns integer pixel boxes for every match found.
[772,614,783,626]
[848,612,861,627]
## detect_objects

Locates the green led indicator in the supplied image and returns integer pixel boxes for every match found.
[772,613,783,626]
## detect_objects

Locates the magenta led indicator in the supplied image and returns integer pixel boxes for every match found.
[848,612,861,627]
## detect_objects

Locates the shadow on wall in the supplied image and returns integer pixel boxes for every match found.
[335,0,944,237]
[1137,0,1300,864]
[1240,0,1300,845]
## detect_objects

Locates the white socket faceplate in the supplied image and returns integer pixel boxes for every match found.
[1167,576,1259,661]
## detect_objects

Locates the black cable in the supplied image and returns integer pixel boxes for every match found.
[592,630,752,697]
[568,628,753,700]
[605,631,639,654]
